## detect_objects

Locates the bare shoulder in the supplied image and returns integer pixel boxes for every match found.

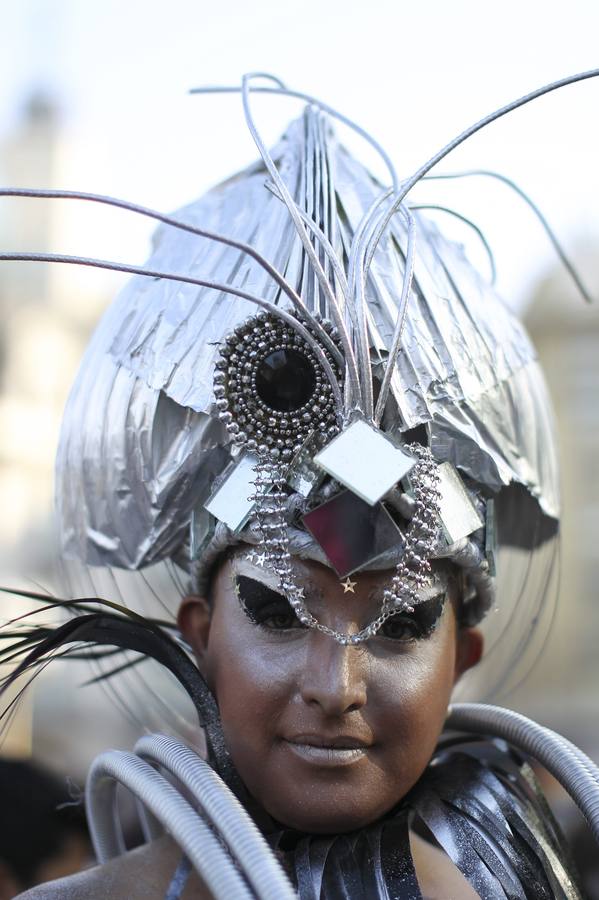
[15,836,212,900]
[410,831,479,900]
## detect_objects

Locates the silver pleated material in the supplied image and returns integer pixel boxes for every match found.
[56,108,558,573]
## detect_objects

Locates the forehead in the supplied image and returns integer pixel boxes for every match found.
[219,547,452,611]
[228,549,388,598]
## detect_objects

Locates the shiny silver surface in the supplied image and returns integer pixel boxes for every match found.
[314,420,415,506]
[436,462,484,545]
[205,453,259,533]
[55,104,558,606]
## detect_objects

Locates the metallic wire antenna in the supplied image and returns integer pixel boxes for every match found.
[0,68,598,898]
[0,67,589,668]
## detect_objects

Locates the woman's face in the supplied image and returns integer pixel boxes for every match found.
[179,551,482,834]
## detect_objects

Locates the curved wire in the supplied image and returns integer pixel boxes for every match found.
[0,187,342,364]
[265,180,350,302]
[409,203,497,284]
[347,188,394,302]
[0,251,343,409]
[0,588,175,631]
[59,567,154,735]
[363,68,599,290]
[0,648,78,743]
[349,191,415,421]
[344,188,394,414]
[492,534,560,700]
[240,72,361,415]
[189,79,399,193]
[347,189,397,419]
[423,170,592,302]
[373,207,417,426]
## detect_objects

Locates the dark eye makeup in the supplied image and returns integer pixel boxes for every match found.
[379,595,446,641]
[234,575,305,630]
[234,574,446,641]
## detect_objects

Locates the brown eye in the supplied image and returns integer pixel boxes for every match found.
[262,612,303,630]
[235,575,303,630]
[380,615,419,641]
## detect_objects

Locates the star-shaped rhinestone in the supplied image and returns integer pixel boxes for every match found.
[254,552,267,567]
[341,577,357,593]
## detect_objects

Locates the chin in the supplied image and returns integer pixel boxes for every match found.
[261,787,399,835]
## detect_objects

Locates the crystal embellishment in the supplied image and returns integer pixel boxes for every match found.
[255,348,316,412]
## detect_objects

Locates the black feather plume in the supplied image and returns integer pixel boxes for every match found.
[0,593,240,792]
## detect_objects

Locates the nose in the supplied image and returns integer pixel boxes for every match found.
[300,632,367,715]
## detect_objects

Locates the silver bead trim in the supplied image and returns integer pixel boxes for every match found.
[214,312,340,457]
[247,443,441,645]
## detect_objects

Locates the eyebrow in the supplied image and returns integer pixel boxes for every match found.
[232,558,324,602]
[366,580,447,606]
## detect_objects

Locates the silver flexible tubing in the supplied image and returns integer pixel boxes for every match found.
[86,750,257,899]
[134,795,163,844]
[86,705,599,897]
[135,734,297,900]
[447,703,599,844]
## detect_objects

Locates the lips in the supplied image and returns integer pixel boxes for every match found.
[282,733,372,767]
[287,733,371,749]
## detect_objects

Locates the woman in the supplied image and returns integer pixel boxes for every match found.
[5,73,597,897]
[18,555,487,898]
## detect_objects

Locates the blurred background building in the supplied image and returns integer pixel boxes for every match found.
[515,252,599,759]
[0,93,136,765]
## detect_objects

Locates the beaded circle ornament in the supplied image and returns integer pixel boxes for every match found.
[214,310,442,645]
[213,311,340,459]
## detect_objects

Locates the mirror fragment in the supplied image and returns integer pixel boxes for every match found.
[205,453,260,532]
[303,489,404,578]
[314,420,416,506]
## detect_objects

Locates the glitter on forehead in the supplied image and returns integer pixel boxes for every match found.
[232,551,321,603]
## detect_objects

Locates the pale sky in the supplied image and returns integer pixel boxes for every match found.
[1,0,599,309]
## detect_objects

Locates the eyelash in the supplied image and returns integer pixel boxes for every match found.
[256,608,306,631]
[235,576,443,640]
[234,577,306,632]
[379,615,430,642]
[253,610,436,641]
[379,602,445,643]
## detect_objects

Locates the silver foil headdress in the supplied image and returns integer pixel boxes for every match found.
[54,77,561,661]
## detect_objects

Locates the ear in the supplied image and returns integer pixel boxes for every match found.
[177,595,212,676]
[0,861,20,900]
[454,627,484,683]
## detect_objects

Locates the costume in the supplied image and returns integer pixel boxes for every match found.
[3,72,599,898]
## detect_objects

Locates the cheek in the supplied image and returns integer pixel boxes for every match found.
[206,617,300,756]
[375,636,456,721]
[203,600,458,832]
[368,630,457,785]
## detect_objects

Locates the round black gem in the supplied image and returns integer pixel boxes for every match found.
[255,348,316,413]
